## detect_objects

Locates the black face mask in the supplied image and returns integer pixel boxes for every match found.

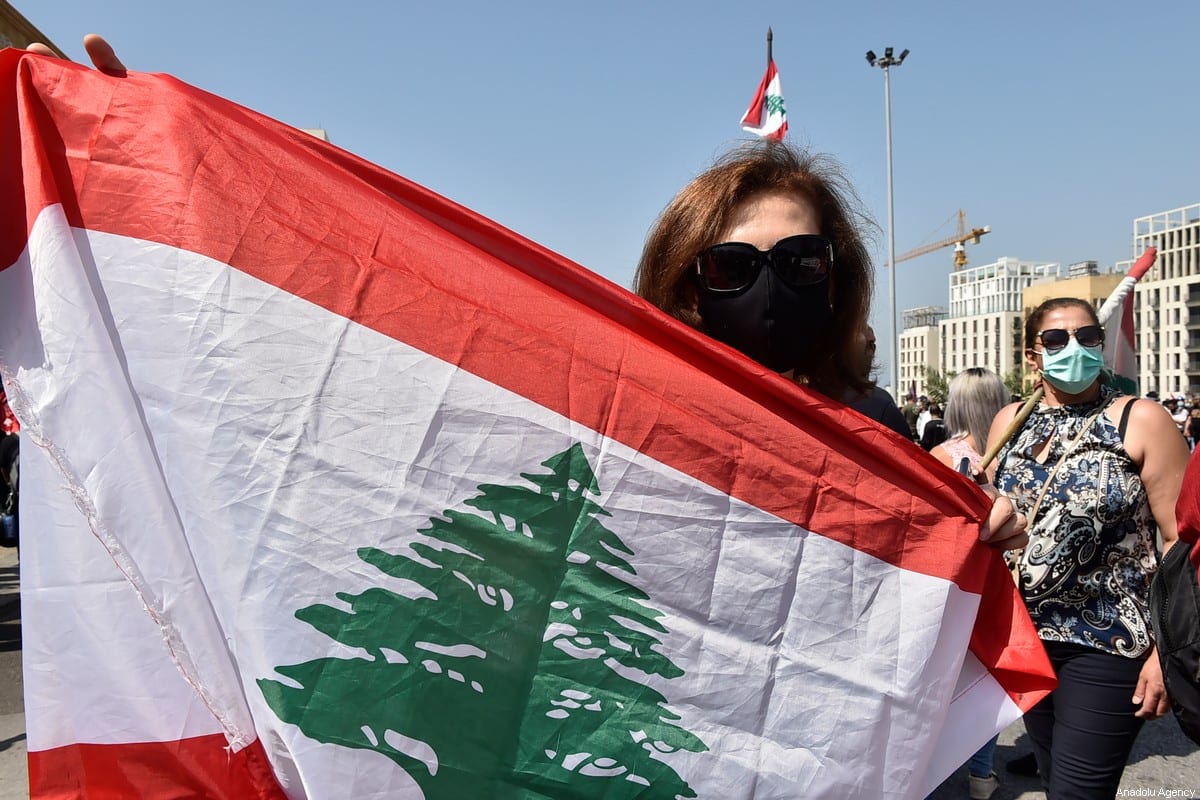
[696,266,833,373]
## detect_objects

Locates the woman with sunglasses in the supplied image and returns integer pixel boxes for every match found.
[634,142,909,433]
[988,297,1189,799]
[634,141,1028,554]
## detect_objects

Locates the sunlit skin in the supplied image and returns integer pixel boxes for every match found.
[987,302,1190,720]
[719,190,822,248]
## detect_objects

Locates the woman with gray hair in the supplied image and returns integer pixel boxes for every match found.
[932,368,1011,477]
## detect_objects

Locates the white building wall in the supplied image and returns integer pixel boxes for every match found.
[940,258,1059,380]
[1133,204,1200,396]
[899,325,939,399]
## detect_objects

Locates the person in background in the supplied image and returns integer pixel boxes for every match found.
[990,297,1189,799]
[1188,404,1200,452]
[929,367,1011,800]
[1166,396,1189,438]
[918,404,947,451]
[901,394,920,441]
[915,396,933,441]
[842,324,911,438]
[0,432,18,549]
[931,368,1009,476]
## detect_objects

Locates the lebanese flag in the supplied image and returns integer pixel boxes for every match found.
[740,60,787,140]
[1099,247,1156,394]
[0,48,1052,799]
[1177,447,1200,591]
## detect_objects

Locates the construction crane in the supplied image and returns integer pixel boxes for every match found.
[896,209,991,270]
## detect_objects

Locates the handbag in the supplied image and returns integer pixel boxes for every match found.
[1150,539,1200,746]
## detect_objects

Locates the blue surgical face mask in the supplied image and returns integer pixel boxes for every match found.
[1038,338,1104,394]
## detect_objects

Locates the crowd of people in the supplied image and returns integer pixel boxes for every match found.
[17,35,1200,800]
[1151,391,1200,450]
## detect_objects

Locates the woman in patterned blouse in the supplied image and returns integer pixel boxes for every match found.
[988,297,1189,800]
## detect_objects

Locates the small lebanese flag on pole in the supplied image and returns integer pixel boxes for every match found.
[1098,247,1156,394]
[740,28,787,141]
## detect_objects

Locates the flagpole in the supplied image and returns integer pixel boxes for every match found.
[767,27,773,66]
[865,48,908,402]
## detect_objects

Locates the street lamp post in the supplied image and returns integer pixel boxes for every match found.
[866,47,908,401]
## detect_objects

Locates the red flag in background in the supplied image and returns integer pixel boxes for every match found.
[0,48,1051,799]
[1098,247,1156,394]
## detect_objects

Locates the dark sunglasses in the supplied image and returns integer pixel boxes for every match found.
[1037,324,1104,353]
[694,234,834,293]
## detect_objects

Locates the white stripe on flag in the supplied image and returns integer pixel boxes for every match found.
[3,206,1013,798]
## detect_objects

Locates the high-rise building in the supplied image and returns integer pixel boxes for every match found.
[940,257,1059,381]
[1133,203,1200,396]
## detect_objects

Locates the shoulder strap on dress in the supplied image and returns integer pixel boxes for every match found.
[1118,397,1136,442]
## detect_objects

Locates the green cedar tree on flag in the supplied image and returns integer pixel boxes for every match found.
[258,444,706,798]
[0,47,1054,799]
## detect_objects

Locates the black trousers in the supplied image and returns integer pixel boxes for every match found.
[1025,642,1147,799]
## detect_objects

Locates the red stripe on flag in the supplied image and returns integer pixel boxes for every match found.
[739,61,777,128]
[0,51,1001,588]
[28,735,287,800]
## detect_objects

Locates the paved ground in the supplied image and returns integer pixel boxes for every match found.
[0,540,1193,799]
[928,712,1200,799]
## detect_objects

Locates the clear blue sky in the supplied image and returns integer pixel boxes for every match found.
[23,1,1200,383]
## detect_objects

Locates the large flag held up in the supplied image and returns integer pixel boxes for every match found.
[1098,247,1156,394]
[0,49,1053,799]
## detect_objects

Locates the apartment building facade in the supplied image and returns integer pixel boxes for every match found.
[897,306,945,399]
[939,257,1059,381]
[1133,204,1200,395]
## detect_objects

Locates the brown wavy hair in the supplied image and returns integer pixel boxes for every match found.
[634,141,876,396]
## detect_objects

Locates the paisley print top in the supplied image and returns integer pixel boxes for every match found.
[995,387,1157,658]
